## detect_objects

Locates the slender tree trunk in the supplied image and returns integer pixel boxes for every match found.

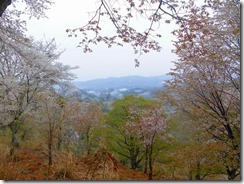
[47,129,53,180]
[189,169,193,180]
[130,151,140,170]
[195,161,201,180]
[8,121,20,148]
[129,143,140,170]
[144,146,148,174]
[131,156,136,170]
[48,141,52,165]
[148,145,153,180]
[57,127,62,151]
[48,123,54,166]
[12,131,20,148]
[86,130,90,155]
[57,136,62,151]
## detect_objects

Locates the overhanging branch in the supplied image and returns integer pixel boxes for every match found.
[0,0,11,17]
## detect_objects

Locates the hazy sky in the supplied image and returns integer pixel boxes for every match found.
[21,0,178,81]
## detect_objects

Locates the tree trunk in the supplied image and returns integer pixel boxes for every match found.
[12,131,20,148]
[148,169,153,180]
[57,136,62,151]
[48,139,53,166]
[144,146,148,174]
[188,169,193,180]
[8,121,20,148]
[148,145,153,180]
[227,167,237,180]
[57,126,62,151]
[86,130,91,155]
[47,135,53,180]
[129,145,141,170]
[48,124,54,166]
[131,156,136,170]
[195,161,201,180]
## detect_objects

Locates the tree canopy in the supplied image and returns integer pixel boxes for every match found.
[163,0,240,180]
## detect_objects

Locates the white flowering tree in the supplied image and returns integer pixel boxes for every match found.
[0,0,54,66]
[0,0,53,17]
[126,106,167,180]
[0,38,76,149]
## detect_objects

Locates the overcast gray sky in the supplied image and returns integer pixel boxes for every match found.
[22,0,177,81]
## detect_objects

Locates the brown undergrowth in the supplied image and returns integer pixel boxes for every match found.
[0,147,147,180]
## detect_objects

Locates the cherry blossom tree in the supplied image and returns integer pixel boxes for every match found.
[164,0,240,180]
[0,0,54,72]
[0,0,53,17]
[0,0,53,48]
[0,38,76,149]
[0,0,76,156]
[126,106,167,180]
[66,0,188,65]
[66,0,230,65]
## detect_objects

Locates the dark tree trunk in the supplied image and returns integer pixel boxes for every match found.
[131,156,137,170]
[0,0,11,16]
[8,121,20,148]
[144,146,148,174]
[47,132,53,179]
[195,161,201,180]
[227,167,237,180]
[57,127,62,151]
[86,130,91,155]
[57,136,62,151]
[48,124,54,166]
[148,145,153,180]
[129,144,141,170]
[12,131,20,148]
[48,141,52,166]
[48,136,53,166]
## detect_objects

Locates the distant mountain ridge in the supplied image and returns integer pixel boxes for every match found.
[73,75,171,90]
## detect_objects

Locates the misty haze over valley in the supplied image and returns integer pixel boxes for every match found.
[72,75,170,100]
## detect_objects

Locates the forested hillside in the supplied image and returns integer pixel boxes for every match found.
[0,0,240,181]
[72,75,168,103]
[73,75,170,90]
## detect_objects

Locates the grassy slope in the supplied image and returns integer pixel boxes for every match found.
[0,147,148,180]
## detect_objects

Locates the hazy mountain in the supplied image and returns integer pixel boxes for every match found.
[73,75,171,90]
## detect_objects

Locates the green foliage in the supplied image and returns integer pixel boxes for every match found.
[160,113,227,180]
[104,95,161,170]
